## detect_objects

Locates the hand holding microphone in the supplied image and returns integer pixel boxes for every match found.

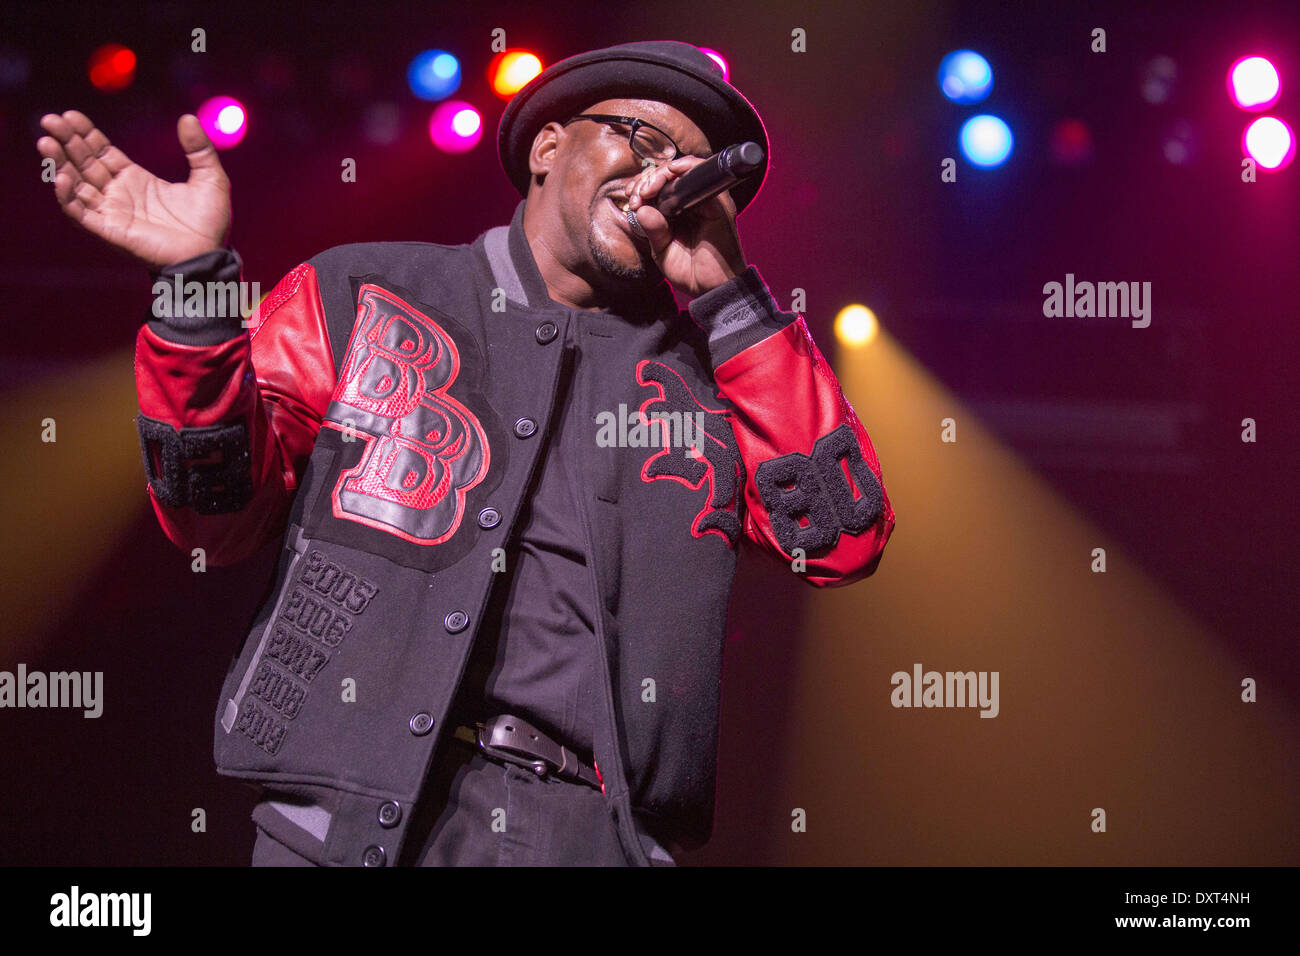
[625,141,765,235]
[620,141,763,297]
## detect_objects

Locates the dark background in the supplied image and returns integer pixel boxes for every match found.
[2,0,1296,865]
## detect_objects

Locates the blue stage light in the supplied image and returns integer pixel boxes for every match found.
[960,114,1013,167]
[939,50,993,104]
[408,50,461,101]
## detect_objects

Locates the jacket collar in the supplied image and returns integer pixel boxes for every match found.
[482,200,679,320]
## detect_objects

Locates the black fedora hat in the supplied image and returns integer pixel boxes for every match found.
[497,40,770,214]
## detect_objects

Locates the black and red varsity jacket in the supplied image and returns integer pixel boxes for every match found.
[132,198,895,866]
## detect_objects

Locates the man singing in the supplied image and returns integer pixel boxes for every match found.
[37,40,895,866]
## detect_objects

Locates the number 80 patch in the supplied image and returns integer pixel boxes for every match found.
[753,424,884,556]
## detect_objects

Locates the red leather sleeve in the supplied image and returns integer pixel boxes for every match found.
[133,263,335,565]
[713,316,895,587]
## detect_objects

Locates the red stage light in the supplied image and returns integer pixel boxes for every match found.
[490,50,543,99]
[88,43,136,92]
[1050,119,1093,164]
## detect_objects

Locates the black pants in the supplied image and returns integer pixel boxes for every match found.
[251,737,633,866]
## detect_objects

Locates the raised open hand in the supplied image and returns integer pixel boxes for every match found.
[37,110,232,270]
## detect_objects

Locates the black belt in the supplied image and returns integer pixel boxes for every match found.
[451,714,603,792]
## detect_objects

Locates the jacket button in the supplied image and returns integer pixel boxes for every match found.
[444,610,469,633]
[362,845,387,867]
[378,801,402,828]
[514,418,536,438]
[409,712,434,736]
[535,322,558,344]
[477,507,500,529]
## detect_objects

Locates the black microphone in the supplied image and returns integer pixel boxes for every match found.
[626,141,764,233]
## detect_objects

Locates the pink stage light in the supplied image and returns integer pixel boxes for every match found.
[1242,116,1294,170]
[1227,56,1280,110]
[196,96,248,149]
[429,100,482,154]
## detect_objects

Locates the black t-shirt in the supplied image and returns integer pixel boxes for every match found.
[447,322,599,760]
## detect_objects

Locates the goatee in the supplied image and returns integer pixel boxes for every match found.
[588,226,654,281]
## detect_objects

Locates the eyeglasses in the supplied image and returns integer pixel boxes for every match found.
[563,114,683,166]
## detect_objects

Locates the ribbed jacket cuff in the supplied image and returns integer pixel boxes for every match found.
[146,246,247,346]
[687,265,795,367]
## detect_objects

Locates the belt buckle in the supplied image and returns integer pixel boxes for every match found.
[475,715,558,779]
